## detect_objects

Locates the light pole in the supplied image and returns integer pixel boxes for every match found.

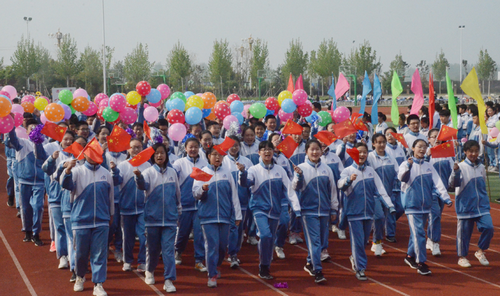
[24,17,32,38]
[459,25,465,83]
[101,0,107,95]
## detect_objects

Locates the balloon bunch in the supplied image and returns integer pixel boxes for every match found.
[0,85,16,133]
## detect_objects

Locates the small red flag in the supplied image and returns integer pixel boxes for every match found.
[346,148,360,165]
[218,137,236,152]
[276,136,299,159]
[41,122,67,142]
[81,138,104,164]
[430,142,455,158]
[63,142,84,160]
[190,167,213,182]
[108,125,131,153]
[128,147,154,167]
[314,131,337,146]
[143,121,152,141]
[282,119,303,135]
[332,119,357,139]
[287,73,295,93]
[429,73,435,128]
[437,125,458,142]
[390,132,409,149]
[352,117,368,132]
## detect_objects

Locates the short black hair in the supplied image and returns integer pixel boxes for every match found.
[228,135,240,145]
[26,119,39,127]
[372,133,386,143]
[399,114,406,122]
[412,139,428,148]
[354,142,368,150]
[301,123,310,129]
[428,128,439,137]
[268,132,282,142]
[407,114,420,125]
[439,109,451,117]
[378,112,387,121]
[264,114,276,123]
[254,122,266,129]
[463,140,480,152]
[312,102,321,110]
[150,143,169,166]
[157,119,168,127]
[132,122,143,129]
[258,140,274,151]
[184,137,200,148]
[305,139,321,151]
[420,117,429,125]
[206,121,219,130]
[96,125,110,135]
[384,127,397,134]
[200,130,213,138]
[23,113,34,119]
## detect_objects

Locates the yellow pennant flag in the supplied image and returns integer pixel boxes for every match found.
[461,67,487,134]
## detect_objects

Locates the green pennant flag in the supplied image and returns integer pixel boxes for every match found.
[446,71,458,129]
[391,71,403,126]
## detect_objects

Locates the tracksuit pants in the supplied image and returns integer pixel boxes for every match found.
[49,204,68,258]
[457,215,494,257]
[201,223,230,278]
[74,226,109,283]
[121,213,146,265]
[386,191,404,238]
[373,199,386,242]
[407,213,429,263]
[228,210,247,257]
[6,158,14,202]
[146,226,176,281]
[20,183,45,235]
[254,214,279,269]
[175,210,205,262]
[108,203,122,252]
[290,210,302,234]
[427,194,444,243]
[302,216,329,272]
[274,205,290,248]
[63,216,75,271]
[245,209,257,237]
[349,219,372,271]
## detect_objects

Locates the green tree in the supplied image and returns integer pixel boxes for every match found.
[309,38,342,95]
[208,39,233,97]
[476,49,497,93]
[78,46,103,95]
[416,60,430,88]
[431,50,449,94]
[250,39,270,88]
[281,39,308,85]
[166,42,192,90]
[123,43,154,89]
[381,54,409,93]
[54,35,80,87]
[10,37,42,89]
[31,46,52,93]
[345,40,381,78]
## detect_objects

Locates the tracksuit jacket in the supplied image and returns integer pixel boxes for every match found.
[386,142,406,165]
[240,141,260,165]
[6,129,47,185]
[114,161,151,215]
[172,155,209,211]
[367,151,399,198]
[42,150,74,204]
[222,154,253,211]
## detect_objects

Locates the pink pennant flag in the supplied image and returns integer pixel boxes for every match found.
[295,74,304,90]
[410,69,424,115]
[335,73,350,99]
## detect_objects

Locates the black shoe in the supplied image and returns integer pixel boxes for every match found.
[7,198,14,207]
[303,263,314,276]
[356,270,367,281]
[417,263,432,275]
[258,265,274,280]
[31,234,44,246]
[404,255,418,269]
[385,236,397,243]
[23,233,32,242]
[70,271,77,282]
[315,271,326,283]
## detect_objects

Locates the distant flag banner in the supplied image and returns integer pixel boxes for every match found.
[314,131,337,146]
[328,75,337,110]
[277,136,299,159]
[390,132,408,148]
[359,71,372,114]
[391,71,403,126]
[410,69,424,115]
[429,72,435,128]
[287,73,295,93]
[295,74,304,90]
[446,71,458,129]
[430,142,455,158]
[461,67,487,134]
[190,167,213,182]
[282,119,303,135]
[129,147,154,167]
[371,73,382,127]
[335,73,350,101]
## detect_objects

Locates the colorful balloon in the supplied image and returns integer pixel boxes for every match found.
[94,93,108,106]
[232,112,244,125]
[265,97,279,111]
[102,107,119,122]
[73,88,88,99]
[490,127,499,138]
[58,102,72,120]
[297,100,313,117]
[185,95,204,110]
[281,99,296,114]
[227,94,240,105]
[99,98,109,108]
[230,100,244,113]
[205,110,217,121]
[332,106,350,123]
[0,96,12,117]
[185,107,202,125]
[11,104,24,114]
[213,101,231,120]
[34,97,48,111]
[201,92,217,109]
[120,107,137,125]
[136,81,151,96]
[1,85,17,100]
[184,91,195,99]
[14,113,23,127]
[292,89,308,106]
[278,109,293,121]
[278,91,292,106]
[242,104,252,119]
[22,95,35,104]
[0,114,15,133]
[15,126,29,139]
[0,91,11,100]
[97,106,106,121]
[143,106,159,122]
[157,84,171,100]
[82,101,98,116]
[202,108,212,118]
[126,91,142,106]
[169,98,185,111]
[22,101,35,113]
[168,123,187,141]
[167,109,185,124]
[58,89,73,104]
[71,96,90,112]
[223,115,239,129]
[109,93,127,112]
[318,111,332,127]
[496,121,500,131]
[44,103,65,122]
[146,88,161,104]
[249,102,267,119]
[171,92,187,103]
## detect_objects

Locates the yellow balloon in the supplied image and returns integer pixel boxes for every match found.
[34,97,48,111]
[126,91,141,106]
[278,91,292,106]
[185,95,204,110]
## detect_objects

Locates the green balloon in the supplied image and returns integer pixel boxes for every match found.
[59,89,73,105]
[249,102,267,119]
[102,106,119,122]
[496,120,500,131]
[171,92,186,103]
[318,111,332,127]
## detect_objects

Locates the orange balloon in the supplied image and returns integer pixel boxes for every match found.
[45,103,65,122]
[205,110,217,120]
[72,96,90,112]
[201,92,217,109]
[0,97,12,117]
[22,101,35,113]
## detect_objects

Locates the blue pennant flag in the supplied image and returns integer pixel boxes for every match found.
[371,73,382,127]
[359,71,372,114]
[327,75,336,110]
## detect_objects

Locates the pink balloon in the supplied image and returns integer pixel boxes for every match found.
[94,93,108,106]
[83,101,98,116]
[332,106,350,123]
[109,93,127,113]
[144,106,159,122]
[14,113,23,127]
[22,95,36,104]
[157,84,171,100]
[168,123,187,141]
[73,88,88,98]
[120,107,137,125]
[15,126,28,139]
[1,85,17,99]
[278,109,293,121]
[490,127,500,138]
[149,100,162,108]
[195,93,203,97]
[0,91,11,100]
[242,104,252,119]
[223,115,239,129]
[0,114,14,133]
[292,89,308,106]
[11,104,24,114]
[99,99,109,108]
[40,112,49,124]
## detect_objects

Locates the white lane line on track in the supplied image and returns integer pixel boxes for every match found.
[440,211,500,230]
[132,270,165,296]
[238,266,289,296]
[0,229,38,296]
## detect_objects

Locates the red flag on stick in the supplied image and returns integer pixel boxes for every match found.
[277,136,299,159]
[218,137,236,152]
[430,142,455,158]
[282,119,303,135]
[190,167,213,182]
[41,122,67,142]
[314,131,337,146]
[429,73,435,128]
[437,125,458,142]
[346,148,360,165]
[63,142,84,160]
[129,147,154,167]
[332,119,357,139]
[143,121,152,141]
[107,126,131,152]
[390,132,409,149]
[81,138,104,164]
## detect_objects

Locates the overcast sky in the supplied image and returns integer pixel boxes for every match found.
[2,0,499,75]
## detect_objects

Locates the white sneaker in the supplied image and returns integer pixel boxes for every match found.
[288,233,297,245]
[458,257,472,268]
[58,256,69,269]
[164,280,176,293]
[475,251,489,266]
[73,276,85,292]
[145,271,155,285]
[275,247,285,259]
[247,236,258,245]
[320,249,331,262]
[331,224,339,233]
[194,262,207,272]
[93,283,107,296]
[122,262,132,271]
[295,235,304,243]
[371,243,386,256]
[136,263,146,272]
[207,276,217,288]
[337,230,347,240]
[349,255,356,272]
[175,252,182,265]
[432,242,441,256]
[114,250,123,263]
[426,238,433,250]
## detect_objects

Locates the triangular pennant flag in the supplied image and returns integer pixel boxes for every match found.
[410,69,424,115]
[282,119,303,135]
[143,121,152,141]
[107,125,132,153]
[346,148,360,165]
[461,67,487,134]
[128,147,154,167]
[276,136,299,159]
[314,131,337,146]
[430,142,455,158]
[371,73,382,127]
[359,71,372,114]
[63,142,84,160]
[437,125,458,142]
[218,137,236,152]
[332,119,357,139]
[295,74,304,90]
[190,167,213,182]
[429,72,435,128]
[391,71,403,126]
[41,122,67,142]
[335,73,350,99]
[328,75,337,110]
[446,71,458,129]
[81,138,104,164]
[390,132,408,149]
[287,73,295,93]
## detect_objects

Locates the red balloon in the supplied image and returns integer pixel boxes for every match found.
[136,81,151,96]
[97,106,106,122]
[214,101,231,120]
[226,94,240,105]
[297,102,313,117]
[265,97,280,112]
[167,109,185,124]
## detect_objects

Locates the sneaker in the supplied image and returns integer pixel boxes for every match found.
[288,233,298,245]
[16,210,21,218]
[136,263,146,272]
[417,263,432,275]
[247,236,258,245]
[385,236,397,243]
[337,230,347,240]
[50,241,56,252]
[404,255,418,269]
[356,270,367,281]
[426,238,433,250]
[73,276,85,292]
[295,235,304,243]
[194,262,207,272]
[258,265,274,280]
[304,263,314,276]
[70,271,77,283]
[315,271,327,283]
[145,271,155,285]
[58,256,69,269]
[371,243,386,256]
[475,250,489,266]
[230,256,240,269]
[122,263,132,271]
[458,257,472,268]
[432,242,441,256]
[275,247,285,259]
[23,232,32,243]
[207,276,217,288]
[31,234,43,246]
[189,230,194,240]
[93,283,107,296]
[7,198,14,207]
[175,251,182,265]
[331,224,339,233]
[320,249,331,262]
[349,255,356,272]
[114,250,123,263]
[164,279,176,293]
[495,198,500,203]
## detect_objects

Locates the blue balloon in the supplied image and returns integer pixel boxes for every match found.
[202,108,212,118]
[184,91,195,99]
[185,107,202,125]
[281,99,297,113]
[265,109,274,117]
[146,89,161,104]
[169,98,185,111]
[232,112,244,124]
[230,100,244,113]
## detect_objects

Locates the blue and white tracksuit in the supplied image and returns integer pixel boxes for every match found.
[336,141,355,167]
[172,156,209,263]
[105,151,127,253]
[5,129,47,235]
[43,141,60,243]
[367,151,400,241]
[273,152,293,249]
[404,131,428,152]
[338,163,394,272]
[321,150,344,235]
[239,161,301,269]
[60,162,114,284]
[292,159,338,272]
[449,159,494,257]
[114,160,151,266]
[240,141,260,165]
[386,143,406,166]
[4,138,19,208]
[222,154,253,257]
[193,165,242,278]
[136,165,181,281]
[398,157,452,263]
[289,142,306,235]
